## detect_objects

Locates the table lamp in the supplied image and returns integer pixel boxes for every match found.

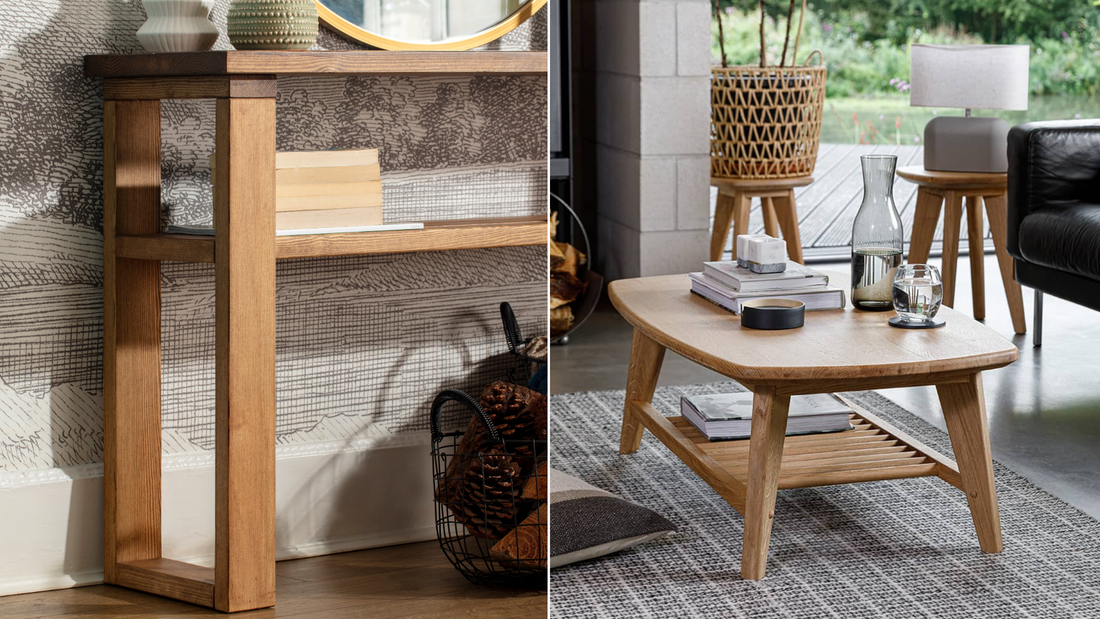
[909,44,1030,173]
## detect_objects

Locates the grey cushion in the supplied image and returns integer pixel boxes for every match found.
[549,468,676,568]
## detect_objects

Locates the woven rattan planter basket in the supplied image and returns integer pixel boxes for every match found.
[710,60,827,180]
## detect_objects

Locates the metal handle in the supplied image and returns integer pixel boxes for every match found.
[430,389,500,443]
[500,302,525,356]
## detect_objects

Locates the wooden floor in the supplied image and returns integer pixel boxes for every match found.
[0,542,546,618]
[713,143,995,261]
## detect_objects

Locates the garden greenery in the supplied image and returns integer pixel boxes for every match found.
[712,2,1100,97]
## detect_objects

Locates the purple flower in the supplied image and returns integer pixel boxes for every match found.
[823,24,833,34]
[1062,31,1069,39]
[901,84,911,92]
[1075,113,1083,119]
[890,78,899,85]
[914,137,921,143]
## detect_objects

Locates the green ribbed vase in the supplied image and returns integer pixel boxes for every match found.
[227,0,318,50]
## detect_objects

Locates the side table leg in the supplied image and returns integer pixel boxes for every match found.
[966,196,986,320]
[773,189,804,264]
[710,191,736,261]
[936,374,1003,553]
[984,195,1027,334]
[741,387,790,580]
[619,329,665,454]
[941,191,963,308]
[762,197,779,237]
[214,96,277,612]
[907,187,942,265]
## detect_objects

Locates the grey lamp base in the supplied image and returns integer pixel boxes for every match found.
[923,116,1010,173]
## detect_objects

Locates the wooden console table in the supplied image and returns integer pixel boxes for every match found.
[84,50,547,613]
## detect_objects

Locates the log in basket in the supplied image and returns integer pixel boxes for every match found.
[710,52,827,180]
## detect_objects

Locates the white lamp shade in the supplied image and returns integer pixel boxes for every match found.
[909,44,1030,111]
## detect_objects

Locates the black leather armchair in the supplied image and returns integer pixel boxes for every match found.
[1007,120,1100,346]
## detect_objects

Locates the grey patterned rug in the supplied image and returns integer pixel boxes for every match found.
[549,384,1100,618]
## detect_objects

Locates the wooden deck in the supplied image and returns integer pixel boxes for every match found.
[711,144,995,262]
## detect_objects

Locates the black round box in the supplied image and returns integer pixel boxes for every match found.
[741,299,806,330]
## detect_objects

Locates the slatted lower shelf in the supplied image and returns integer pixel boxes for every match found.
[667,413,952,490]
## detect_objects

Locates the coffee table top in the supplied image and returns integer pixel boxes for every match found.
[609,274,1018,385]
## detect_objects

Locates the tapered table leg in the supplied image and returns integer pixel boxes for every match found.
[710,191,736,261]
[941,191,963,307]
[936,373,1002,553]
[907,187,942,265]
[741,387,791,580]
[619,329,665,455]
[984,195,1027,334]
[966,196,986,320]
[214,96,277,612]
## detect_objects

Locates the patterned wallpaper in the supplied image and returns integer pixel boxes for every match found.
[0,1,547,471]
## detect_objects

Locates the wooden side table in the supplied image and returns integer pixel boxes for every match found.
[897,166,1026,334]
[710,176,811,263]
[86,50,549,613]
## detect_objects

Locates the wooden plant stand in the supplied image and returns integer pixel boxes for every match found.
[609,274,1018,579]
[710,176,810,263]
[85,50,547,613]
[897,166,1026,334]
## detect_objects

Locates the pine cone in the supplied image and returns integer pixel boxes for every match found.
[479,382,546,474]
[452,447,529,539]
[435,382,548,539]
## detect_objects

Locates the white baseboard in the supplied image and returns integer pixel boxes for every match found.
[0,432,439,597]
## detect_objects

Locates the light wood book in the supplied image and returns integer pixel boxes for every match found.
[274,206,382,231]
[210,149,383,214]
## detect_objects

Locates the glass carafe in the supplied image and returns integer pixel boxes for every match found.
[851,154,904,311]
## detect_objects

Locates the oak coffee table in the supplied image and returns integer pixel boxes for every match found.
[609,274,1019,579]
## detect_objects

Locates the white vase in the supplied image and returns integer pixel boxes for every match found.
[136,0,220,53]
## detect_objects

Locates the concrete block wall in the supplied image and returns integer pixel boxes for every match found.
[579,0,713,280]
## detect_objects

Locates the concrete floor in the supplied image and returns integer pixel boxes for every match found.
[550,253,1100,520]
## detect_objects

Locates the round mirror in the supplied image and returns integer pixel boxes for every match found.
[317,0,546,50]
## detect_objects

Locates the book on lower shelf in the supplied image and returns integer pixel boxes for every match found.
[165,222,424,237]
[680,393,854,441]
[689,272,846,314]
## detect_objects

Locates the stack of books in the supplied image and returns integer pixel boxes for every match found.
[689,260,846,314]
[680,392,853,440]
[170,149,425,236]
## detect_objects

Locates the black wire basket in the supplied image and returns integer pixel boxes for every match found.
[430,389,548,588]
[500,302,547,392]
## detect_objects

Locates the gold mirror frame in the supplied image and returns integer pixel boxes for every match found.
[316,0,548,51]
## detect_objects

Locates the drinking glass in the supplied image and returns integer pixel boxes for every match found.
[892,264,943,323]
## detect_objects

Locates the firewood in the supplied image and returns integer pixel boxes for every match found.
[522,462,549,501]
[490,503,548,569]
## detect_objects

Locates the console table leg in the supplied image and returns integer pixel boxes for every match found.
[741,387,790,580]
[214,96,277,612]
[619,329,665,455]
[103,99,163,583]
[936,373,1003,553]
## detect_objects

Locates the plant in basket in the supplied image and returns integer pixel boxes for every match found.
[711,0,827,179]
